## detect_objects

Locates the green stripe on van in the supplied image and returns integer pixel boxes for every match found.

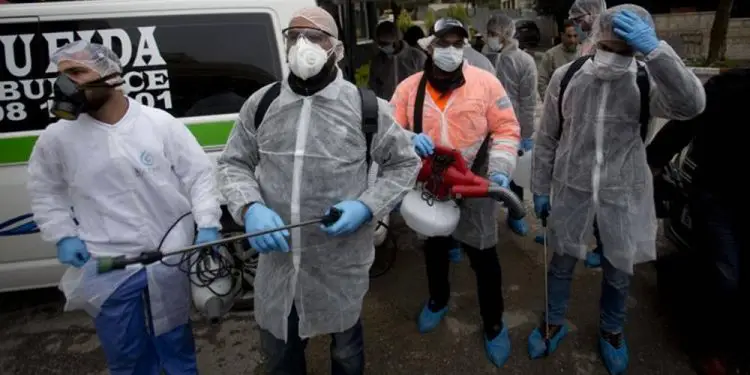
[0,121,235,165]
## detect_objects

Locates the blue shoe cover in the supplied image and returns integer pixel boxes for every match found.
[599,334,629,374]
[508,218,529,236]
[534,234,545,244]
[584,249,602,269]
[527,324,569,359]
[417,303,448,334]
[448,248,462,263]
[484,324,511,368]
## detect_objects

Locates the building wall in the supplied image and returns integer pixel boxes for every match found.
[653,11,750,60]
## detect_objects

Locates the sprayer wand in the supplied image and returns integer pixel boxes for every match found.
[96,208,342,273]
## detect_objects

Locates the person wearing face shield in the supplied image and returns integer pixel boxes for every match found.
[569,0,607,56]
[391,18,521,368]
[526,5,705,374]
[483,13,538,237]
[538,20,580,96]
[368,21,426,100]
[216,7,421,375]
[27,41,222,374]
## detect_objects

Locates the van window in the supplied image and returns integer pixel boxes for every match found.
[0,13,282,133]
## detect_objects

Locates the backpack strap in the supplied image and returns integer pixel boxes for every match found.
[254,81,282,130]
[556,55,593,140]
[412,73,429,134]
[358,87,379,168]
[636,64,651,142]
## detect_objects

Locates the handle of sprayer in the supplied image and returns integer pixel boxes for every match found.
[451,185,526,220]
[96,208,343,274]
[320,207,343,226]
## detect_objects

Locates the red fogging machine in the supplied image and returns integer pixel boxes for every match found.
[400,145,526,237]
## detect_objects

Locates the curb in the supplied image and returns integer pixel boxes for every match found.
[688,66,727,75]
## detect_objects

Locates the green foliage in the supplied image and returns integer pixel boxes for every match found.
[355,63,370,88]
[445,4,470,27]
[397,9,413,33]
[424,9,436,33]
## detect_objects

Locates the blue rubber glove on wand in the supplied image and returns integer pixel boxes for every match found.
[57,236,90,268]
[612,10,660,55]
[321,200,373,236]
[533,194,551,219]
[244,203,290,253]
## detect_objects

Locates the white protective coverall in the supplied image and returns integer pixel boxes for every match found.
[570,0,608,56]
[488,27,538,140]
[28,97,222,335]
[530,5,706,274]
[216,71,421,341]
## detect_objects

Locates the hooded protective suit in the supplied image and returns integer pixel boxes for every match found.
[369,42,426,100]
[485,15,538,140]
[463,45,497,74]
[530,5,706,274]
[216,70,420,341]
[569,0,607,56]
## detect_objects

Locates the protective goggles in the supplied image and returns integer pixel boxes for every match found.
[282,27,333,45]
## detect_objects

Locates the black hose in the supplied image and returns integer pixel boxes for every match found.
[369,220,398,279]
[488,186,526,220]
[156,212,242,298]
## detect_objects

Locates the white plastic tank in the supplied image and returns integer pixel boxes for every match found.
[400,188,461,237]
[512,149,532,190]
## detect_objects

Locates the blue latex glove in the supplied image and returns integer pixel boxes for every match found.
[412,134,435,157]
[244,203,290,253]
[56,236,90,268]
[612,10,660,55]
[321,200,373,236]
[490,173,510,188]
[195,227,220,245]
[520,138,534,152]
[533,194,551,219]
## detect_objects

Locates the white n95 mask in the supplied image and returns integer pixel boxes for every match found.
[432,46,464,72]
[487,37,503,52]
[288,37,332,80]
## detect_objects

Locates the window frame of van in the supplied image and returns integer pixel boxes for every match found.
[0,8,286,164]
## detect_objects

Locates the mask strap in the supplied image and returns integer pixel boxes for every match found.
[80,72,124,88]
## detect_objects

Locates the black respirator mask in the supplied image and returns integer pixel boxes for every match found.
[51,73,123,120]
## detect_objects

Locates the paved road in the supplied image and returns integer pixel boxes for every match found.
[0,206,695,375]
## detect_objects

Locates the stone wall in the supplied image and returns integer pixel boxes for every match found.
[653,12,750,60]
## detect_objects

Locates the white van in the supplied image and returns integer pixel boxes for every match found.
[0,0,323,292]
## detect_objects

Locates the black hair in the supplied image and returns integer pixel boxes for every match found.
[562,19,576,31]
[403,25,425,47]
[375,21,399,39]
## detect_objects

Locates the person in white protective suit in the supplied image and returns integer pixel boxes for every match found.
[215,7,421,375]
[483,13,538,237]
[526,5,706,374]
[27,41,222,375]
[570,0,607,56]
